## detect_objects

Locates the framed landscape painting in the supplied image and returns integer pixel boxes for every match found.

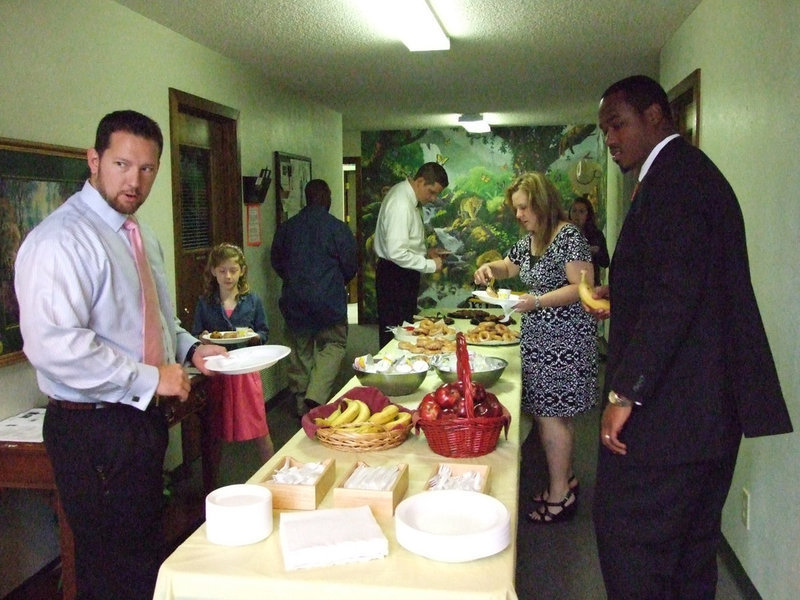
[0,138,88,365]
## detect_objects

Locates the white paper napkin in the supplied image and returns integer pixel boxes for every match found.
[279,505,388,570]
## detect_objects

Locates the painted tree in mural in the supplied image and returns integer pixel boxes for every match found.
[358,125,603,322]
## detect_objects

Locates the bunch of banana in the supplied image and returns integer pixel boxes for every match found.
[332,422,386,434]
[367,403,400,425]
[314,398,370,427]
[313,398,412,433]
[383,411,412,431]
[578,269,610,311]
[313,405,341,426]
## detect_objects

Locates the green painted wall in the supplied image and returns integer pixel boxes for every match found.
[660,1,799,597]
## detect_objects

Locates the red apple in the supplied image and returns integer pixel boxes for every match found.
[418,398,441,421]
[474,402,491,417]
[484,396,504,418]
[453,396,468,418]
[435,383,461,409]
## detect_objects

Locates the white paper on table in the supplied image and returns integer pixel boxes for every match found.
[279,505,388,571]
[0,408,45,443]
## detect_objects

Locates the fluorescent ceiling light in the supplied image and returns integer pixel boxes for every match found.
[459,114,491,134]
[395,0,450,51]
[355,0,449,51]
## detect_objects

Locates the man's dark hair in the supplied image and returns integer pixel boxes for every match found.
[94,110,164,158]
[601,75,673,125]
[414,162,449,188]
[305,178,332,209]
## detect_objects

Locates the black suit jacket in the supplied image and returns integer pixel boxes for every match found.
[606,137,792,465]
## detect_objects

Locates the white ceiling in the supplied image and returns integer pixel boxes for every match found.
[114,0,702,131]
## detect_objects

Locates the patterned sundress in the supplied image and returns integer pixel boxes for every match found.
[507,224,598,417]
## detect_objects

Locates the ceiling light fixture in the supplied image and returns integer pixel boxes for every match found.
[459,113,491,134]
[396,0,450,51]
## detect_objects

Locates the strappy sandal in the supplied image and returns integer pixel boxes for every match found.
[531,474,580,504]
[526,489,577,525]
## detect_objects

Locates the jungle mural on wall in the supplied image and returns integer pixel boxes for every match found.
[359,125,605,323]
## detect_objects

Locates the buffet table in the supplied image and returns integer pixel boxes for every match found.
[154,313,523,600]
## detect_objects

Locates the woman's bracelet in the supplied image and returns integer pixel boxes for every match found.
[534,296,542,311]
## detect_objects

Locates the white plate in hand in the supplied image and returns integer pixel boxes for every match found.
[200,331,260,345]
[204,345,291,375]
[471,290,523,311]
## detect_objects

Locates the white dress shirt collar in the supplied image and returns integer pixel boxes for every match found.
[638,133,681,182]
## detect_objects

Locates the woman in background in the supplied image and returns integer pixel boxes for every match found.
[193,243,273,490]
[569,195,609,285]
[474,173,597,524]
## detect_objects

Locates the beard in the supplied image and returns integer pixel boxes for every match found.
[91,173,145,215]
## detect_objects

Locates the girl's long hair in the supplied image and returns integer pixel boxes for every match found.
[202,243,250,302]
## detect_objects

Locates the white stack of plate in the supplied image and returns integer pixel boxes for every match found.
[205,484,273,546]
[394,490,510,562]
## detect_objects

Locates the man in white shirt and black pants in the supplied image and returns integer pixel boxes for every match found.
[373,162,449,348]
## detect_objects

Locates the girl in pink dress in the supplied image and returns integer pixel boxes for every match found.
[193,244,273,490]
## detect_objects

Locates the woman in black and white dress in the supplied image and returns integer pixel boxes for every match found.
[474,172,598,524]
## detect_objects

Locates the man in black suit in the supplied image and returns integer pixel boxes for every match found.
[587,75,792,599]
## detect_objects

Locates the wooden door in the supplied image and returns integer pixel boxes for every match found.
[168,89,242,331]
[343,156,362,321]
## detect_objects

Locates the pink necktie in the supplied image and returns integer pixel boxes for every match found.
[124,217,165,366]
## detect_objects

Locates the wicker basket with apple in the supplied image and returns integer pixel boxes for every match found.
[413,333,511,457]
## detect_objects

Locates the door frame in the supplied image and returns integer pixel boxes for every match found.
[343,156,363,323]
[168,88,242,329]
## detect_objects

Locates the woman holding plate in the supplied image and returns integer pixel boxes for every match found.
[473,172,598,524]
[194,243,274,490]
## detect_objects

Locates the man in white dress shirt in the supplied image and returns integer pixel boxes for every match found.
[373,162,448,348]
[15,110,225,600]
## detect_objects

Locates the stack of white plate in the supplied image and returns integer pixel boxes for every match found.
[394,490,510,562]
[205,484,273,546]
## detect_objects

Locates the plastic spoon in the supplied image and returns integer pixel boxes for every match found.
[499,307,517,323]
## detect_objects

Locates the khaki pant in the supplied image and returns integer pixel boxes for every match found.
[286,322,348,414]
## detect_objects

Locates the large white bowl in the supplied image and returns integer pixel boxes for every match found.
[205,484,273,546]
[394,490,510,562]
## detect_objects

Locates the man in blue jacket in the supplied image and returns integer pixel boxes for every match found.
[271,179,358,417]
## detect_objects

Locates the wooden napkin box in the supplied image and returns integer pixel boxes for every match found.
[261,456,335,510]
[333,461,409,518]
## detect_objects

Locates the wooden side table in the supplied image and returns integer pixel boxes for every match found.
[0,376,208,599]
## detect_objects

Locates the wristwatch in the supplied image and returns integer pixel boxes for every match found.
[185,341,201,364]
[608,390,633,408]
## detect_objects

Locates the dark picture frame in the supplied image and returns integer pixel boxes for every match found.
[274,151,312,225]
[0,138,88,366]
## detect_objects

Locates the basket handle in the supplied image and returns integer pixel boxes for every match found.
[456,332,475,418]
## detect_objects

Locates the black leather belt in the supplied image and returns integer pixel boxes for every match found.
[48,398,109,410]
[48,396,165,411]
